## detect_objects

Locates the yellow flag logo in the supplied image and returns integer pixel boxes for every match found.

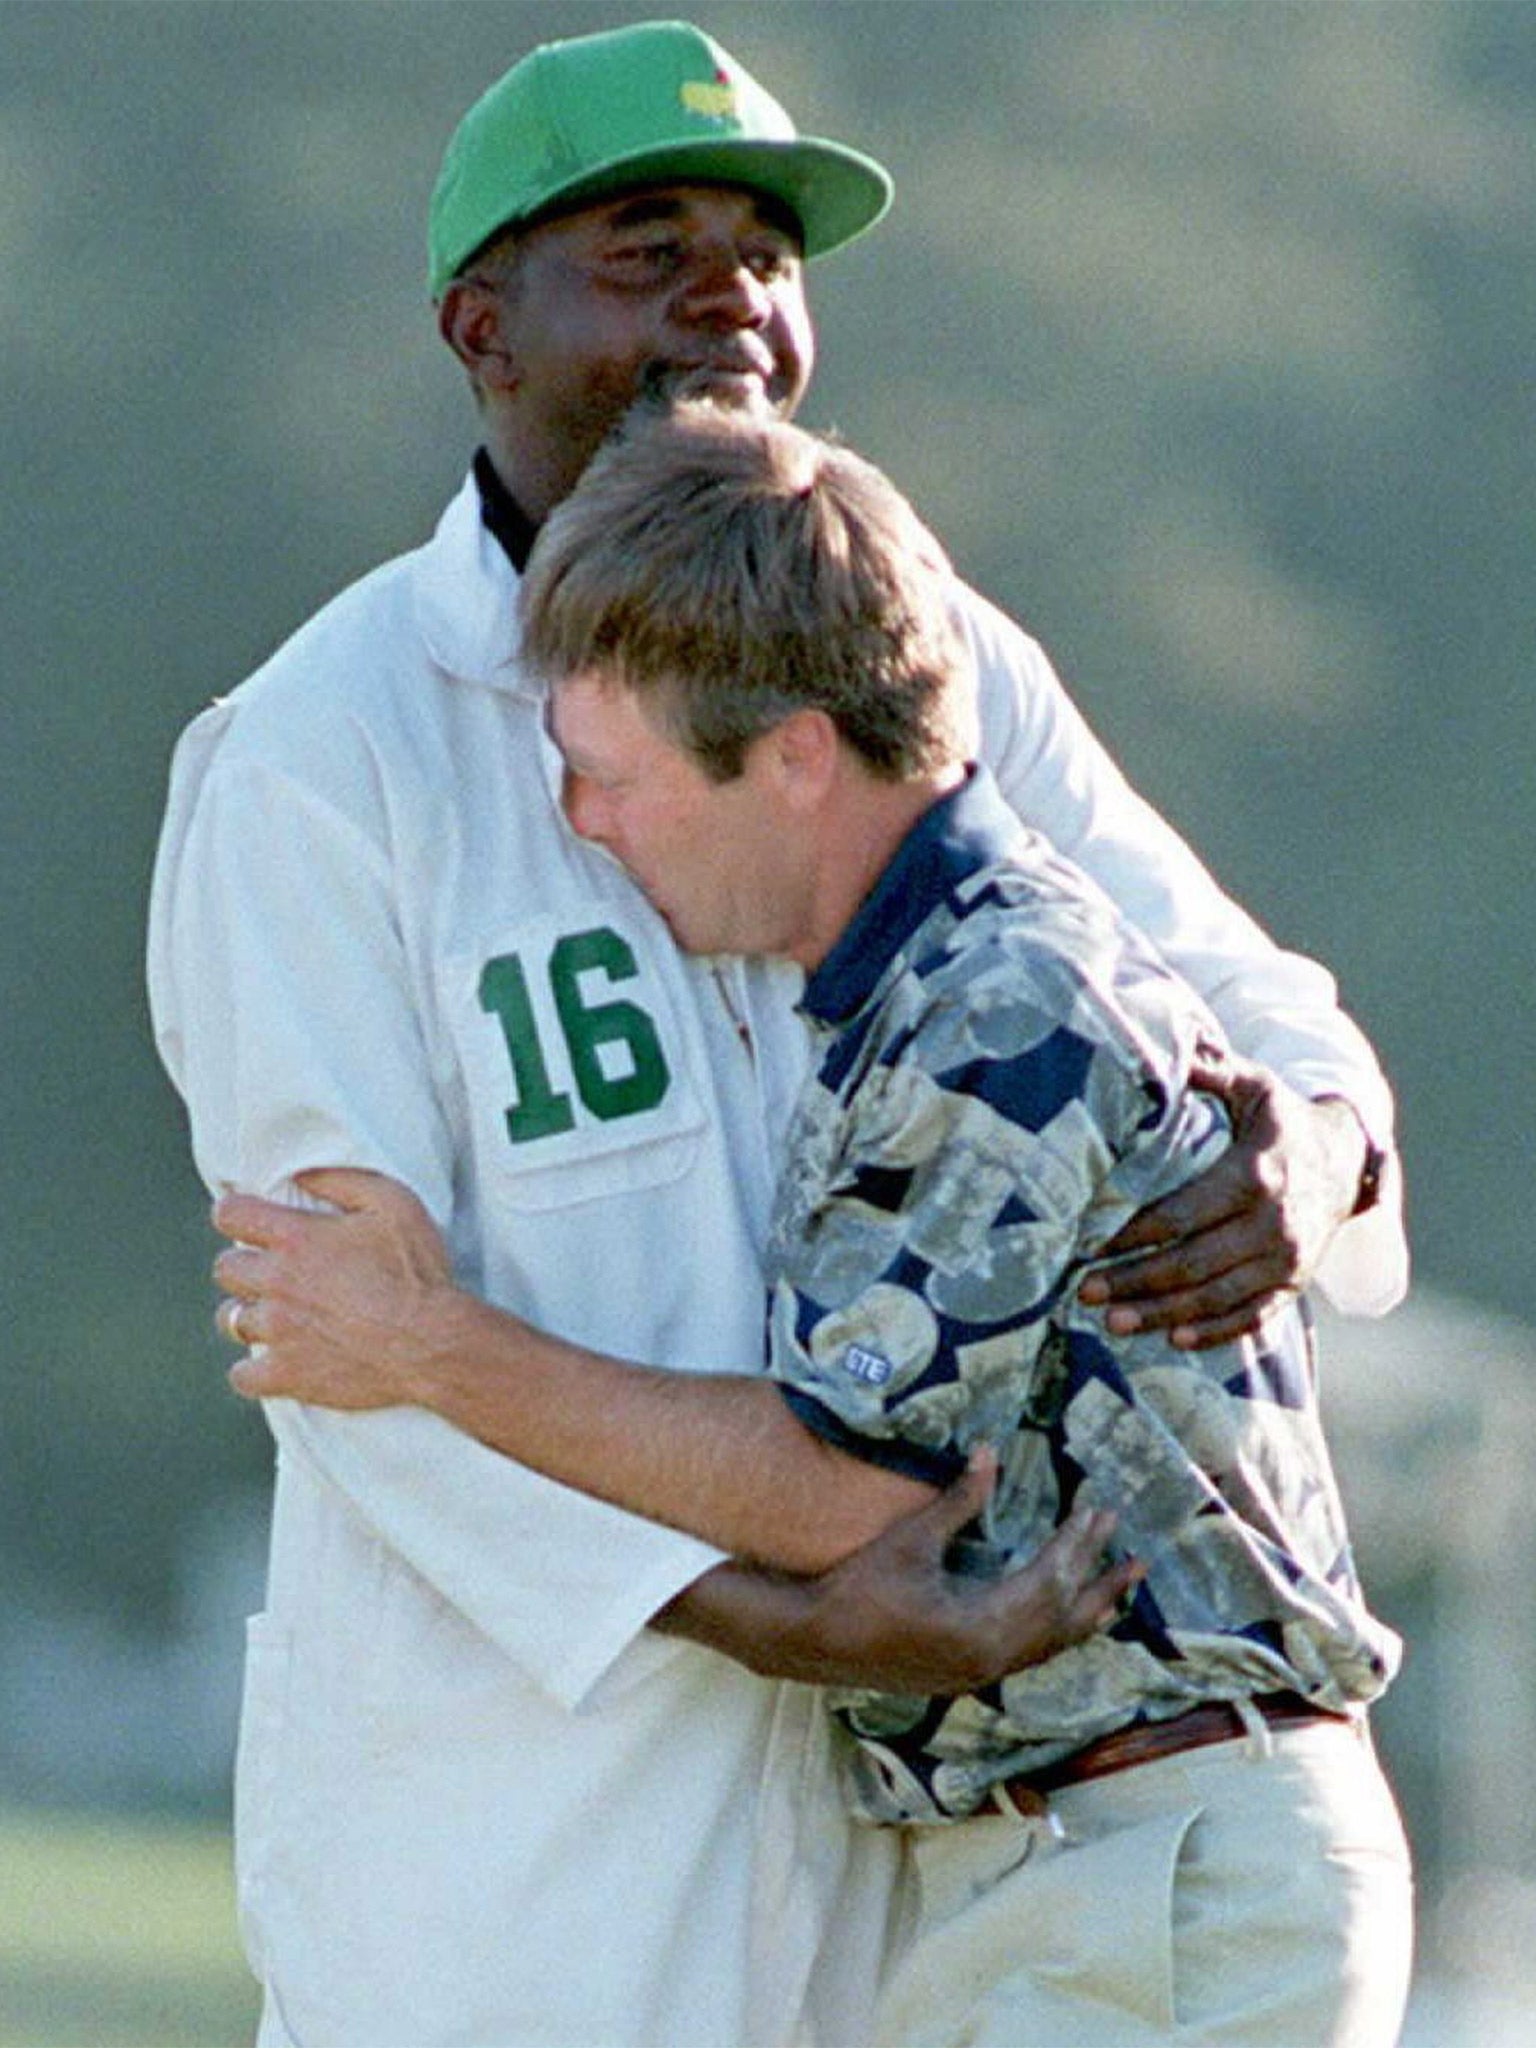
[681,78,737,120]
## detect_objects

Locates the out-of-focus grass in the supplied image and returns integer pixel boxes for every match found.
[0,1807,259,2048]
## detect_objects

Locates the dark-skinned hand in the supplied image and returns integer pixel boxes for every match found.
[1077,1050,1368,1350]
[659,1451,1142,1696]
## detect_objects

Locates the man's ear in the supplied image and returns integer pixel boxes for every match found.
[771,708,841,808]
[436,278,519,393]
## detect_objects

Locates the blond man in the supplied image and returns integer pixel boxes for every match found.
[217,405,1412,2045]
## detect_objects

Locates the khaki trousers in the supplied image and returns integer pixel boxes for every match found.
[871,1716,1413,2048]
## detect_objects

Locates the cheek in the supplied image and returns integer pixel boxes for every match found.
[772,290,814,392]
[610,798,675,872]
[522,318,654,428]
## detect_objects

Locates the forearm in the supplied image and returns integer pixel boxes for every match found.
[653,1558,984,1690]
[402,1289,930,1573]
[653,1561,831,1680]
[214,1168,932,1570]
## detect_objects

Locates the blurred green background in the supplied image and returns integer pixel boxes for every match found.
[2,1,1533,2040]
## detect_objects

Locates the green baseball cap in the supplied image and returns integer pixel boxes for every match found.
[427,20,893,296]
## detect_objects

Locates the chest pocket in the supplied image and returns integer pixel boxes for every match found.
[447,913,708,1212]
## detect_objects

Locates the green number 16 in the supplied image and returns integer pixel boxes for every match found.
[478,927,672,1145]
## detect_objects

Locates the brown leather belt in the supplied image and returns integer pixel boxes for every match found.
[1000,1692,1351,1811]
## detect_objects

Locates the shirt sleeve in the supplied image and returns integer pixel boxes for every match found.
[767,986,1150,1474]
[964,591,1407,1314]
[147,703,725,1710]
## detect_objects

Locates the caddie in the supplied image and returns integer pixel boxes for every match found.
[150,21,1406,2047]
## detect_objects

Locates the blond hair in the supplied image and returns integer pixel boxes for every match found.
[518,402,975,781]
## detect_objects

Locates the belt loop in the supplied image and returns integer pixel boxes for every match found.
[994,1780,1050,1821]
[1232,1695,1274,1761]
[991,1781,1069,1847]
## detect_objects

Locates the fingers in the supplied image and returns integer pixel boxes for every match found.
[1039,1506,1141,1633]
[1042,1504,1126,1594]
[1073,1554,1144,1631]
[1085,1221,1265,1303]
[213,1243,267,1297]
[1050,1499,1118,1562]
[1088,1153,1260,1267]
[972,1503,1142,1675]
[217,1292,265,1349]
[1101,1247,1275,1319]
[1084,1075,1283,1274]
[294,1166,404,1214]
[1185,1038,1231,1091]
[1187,1050,1269,1107]
[228,1350,284,1400]
[1080,1178,1299,1346]
[1096,1252,1285,1348]
[214,1233,276,1369]
[214,1244,268,1356]
[1079,1057,1333,1356]
[211,1189,300,1249]
[1164,1305,1275,1352]
[211,1168,404,1248]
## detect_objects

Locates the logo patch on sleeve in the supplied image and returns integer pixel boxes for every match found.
[842,1344,894,1387]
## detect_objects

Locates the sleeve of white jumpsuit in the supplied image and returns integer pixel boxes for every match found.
[147,701,726,1711]
[964,590,1406,1315]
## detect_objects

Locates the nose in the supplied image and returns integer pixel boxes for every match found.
[676,240,772,327]
[562,770,609,846]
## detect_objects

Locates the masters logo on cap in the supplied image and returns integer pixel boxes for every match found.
[427,19,893,296]
[679,72,738,120]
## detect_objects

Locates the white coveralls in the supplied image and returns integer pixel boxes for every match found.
[147,474,1406,2048]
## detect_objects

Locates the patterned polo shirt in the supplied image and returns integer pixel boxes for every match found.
[766,768,1400,1824]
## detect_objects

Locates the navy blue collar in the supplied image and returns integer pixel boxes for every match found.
[802,767,1022,1026]
[473,448,541,573]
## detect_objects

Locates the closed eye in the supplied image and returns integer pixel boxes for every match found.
[603,235,687,280]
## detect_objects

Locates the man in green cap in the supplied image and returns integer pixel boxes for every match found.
[149,22,1405,2048]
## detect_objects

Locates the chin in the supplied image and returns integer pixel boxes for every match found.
[684,373,770,413]
[661,912,718,958]
[643,365,774,417]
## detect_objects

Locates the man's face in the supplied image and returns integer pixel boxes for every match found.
[550,673,811,962]
[491,184,815,512]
